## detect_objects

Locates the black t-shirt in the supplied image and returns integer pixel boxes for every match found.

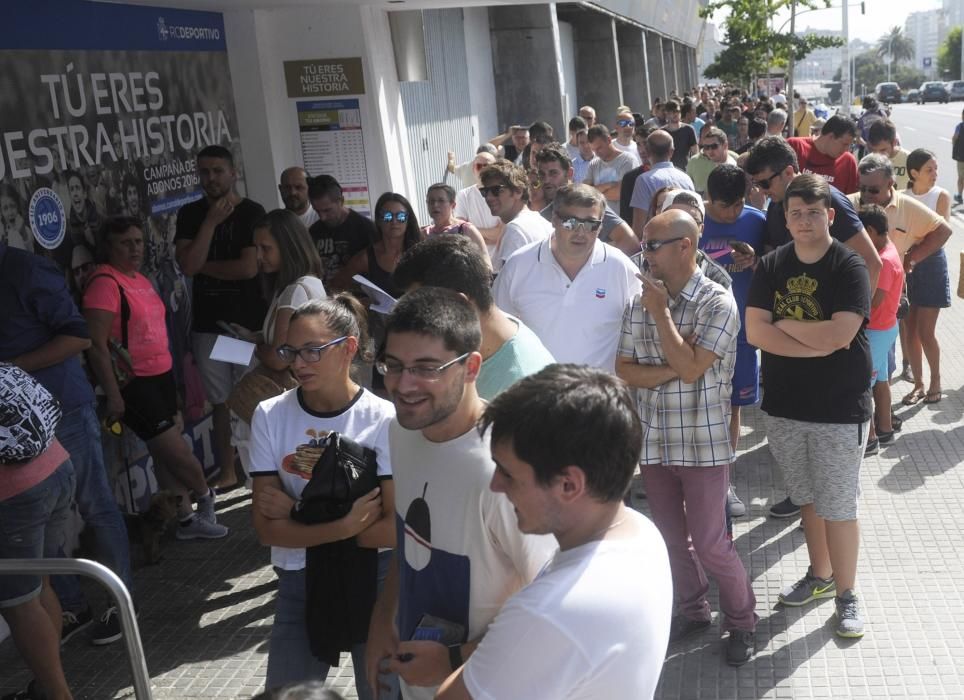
[666,124,697,170]
[309,209,375,288]
[747,240,872,423]
[620,165,646,222]
[764,185,862,249]
[174,197,267,333]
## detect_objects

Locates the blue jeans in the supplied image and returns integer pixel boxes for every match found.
[51,403,132,611]
[0,459,75,607]
[266,550,398,698]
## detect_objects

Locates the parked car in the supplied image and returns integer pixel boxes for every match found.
[918,81,949,104]
[947,81,964,101]
[875,82,902,104]
[905,89,920,103]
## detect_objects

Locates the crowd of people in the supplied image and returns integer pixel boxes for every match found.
[0,81,958,700]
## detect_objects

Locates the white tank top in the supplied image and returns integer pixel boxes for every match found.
[905,185,945,214]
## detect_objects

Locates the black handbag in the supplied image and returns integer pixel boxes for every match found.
[290,432,380,524]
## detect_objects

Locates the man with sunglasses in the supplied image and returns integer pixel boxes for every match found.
[686,126,738,196]
[612,109,642,165]
[365,287,554,700]
[615,210,757,666]
[534,144,640,256]
[493,184,641,372]
[478,160,552,274]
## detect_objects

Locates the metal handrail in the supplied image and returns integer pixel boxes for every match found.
[0,558,152,699]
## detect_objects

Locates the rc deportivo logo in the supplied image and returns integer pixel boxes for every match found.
[28,188,66,250]
[157,17,169,41]
[595,288,607,299]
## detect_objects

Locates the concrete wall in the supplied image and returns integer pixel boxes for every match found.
[464,7,499,146]
[617,25,651,115]
[489,4,566,137]
[558,21,578,120]
[646,31,667,103]
[572,13,623,123]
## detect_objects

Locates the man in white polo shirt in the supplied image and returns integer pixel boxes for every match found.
[493,184,641,372]
[480,160,553,273]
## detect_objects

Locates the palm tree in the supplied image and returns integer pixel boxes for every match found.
[876,26,915,65]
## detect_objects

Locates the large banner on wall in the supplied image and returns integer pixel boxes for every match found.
[1,1,243,281]
[1,0,245,507]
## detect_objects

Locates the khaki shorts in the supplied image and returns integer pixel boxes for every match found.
[957,160,964,179]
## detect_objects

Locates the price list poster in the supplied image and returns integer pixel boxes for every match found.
[285,58,371,217]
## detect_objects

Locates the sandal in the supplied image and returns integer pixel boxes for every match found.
[924,391,943,404]
[902,389,925,406]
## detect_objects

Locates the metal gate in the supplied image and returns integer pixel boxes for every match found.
[399,8,476,225]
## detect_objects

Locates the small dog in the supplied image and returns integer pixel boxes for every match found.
[124,490,179,566]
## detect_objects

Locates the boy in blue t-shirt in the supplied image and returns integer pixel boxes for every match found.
[700,165,767,518]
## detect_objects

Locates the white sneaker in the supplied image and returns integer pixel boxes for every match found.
[176,517,229,540]
[727,486,746,518]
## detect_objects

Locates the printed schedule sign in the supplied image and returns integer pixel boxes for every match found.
[297,98,371,216]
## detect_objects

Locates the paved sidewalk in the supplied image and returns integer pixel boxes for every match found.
[4,231,964,699]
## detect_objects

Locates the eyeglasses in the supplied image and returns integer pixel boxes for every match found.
[276,336,348,363]
[559,216,603,232]
[616,119,634,127]
[752,172,781,191]
[375,352,470,381]
[479,185,508,197]
[642,236,687,252]
[859,185,882,195]
[380,211,409,223]
[700,143,721,151]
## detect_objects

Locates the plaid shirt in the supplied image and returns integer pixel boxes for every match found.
[618,268,739,467]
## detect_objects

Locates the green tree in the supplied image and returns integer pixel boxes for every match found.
[702,0,843,85]
[938,26,962,79]
[876,26,915,66]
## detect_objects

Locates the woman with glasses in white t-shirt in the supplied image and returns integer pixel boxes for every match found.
[249,295,397,698]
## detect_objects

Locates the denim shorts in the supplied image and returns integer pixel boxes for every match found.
[907,249,951,308]
[0,459,76,607]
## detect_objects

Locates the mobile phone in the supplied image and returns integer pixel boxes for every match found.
[729,240,753,256]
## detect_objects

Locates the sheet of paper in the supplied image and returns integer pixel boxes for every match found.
[353,274,397,314]
[209,335,256,366]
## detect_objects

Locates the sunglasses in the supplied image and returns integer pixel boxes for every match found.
[700,143,721,151]
[616,119,635,127]
[642,236,686,252]
[859,185,882,195]
[380,211,409,223]
[479,184,509,197]
[559,216,603,232]
[752,172,781,191]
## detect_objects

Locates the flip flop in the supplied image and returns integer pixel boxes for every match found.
[902,389,925,406]
[923,391,943,404]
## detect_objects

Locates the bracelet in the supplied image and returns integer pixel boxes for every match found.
[448,643,463,670]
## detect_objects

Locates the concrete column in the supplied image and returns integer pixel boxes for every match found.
[489,5,566,137]
[664,39,679,96]
[616,25,651,115]
[572,13,623,124]
[645,31,666,103]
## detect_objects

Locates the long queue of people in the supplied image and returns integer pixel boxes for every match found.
[1,82,956,700]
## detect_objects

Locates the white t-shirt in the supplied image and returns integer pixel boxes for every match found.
[612,140,642,167]
[462,510,673,700]
[454,185,502,263]
[390,421,556,700]
[493,208,553,273]
[493,237,642,372]
[249,387,395,571]
[298,207,320,229]
[261,275,327,345]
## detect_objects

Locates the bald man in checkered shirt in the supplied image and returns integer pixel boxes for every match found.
[615,209,758,667]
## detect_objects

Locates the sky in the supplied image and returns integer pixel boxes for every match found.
[707,0,945,44]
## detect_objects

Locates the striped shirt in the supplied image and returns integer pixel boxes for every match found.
[618,268,739,467]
